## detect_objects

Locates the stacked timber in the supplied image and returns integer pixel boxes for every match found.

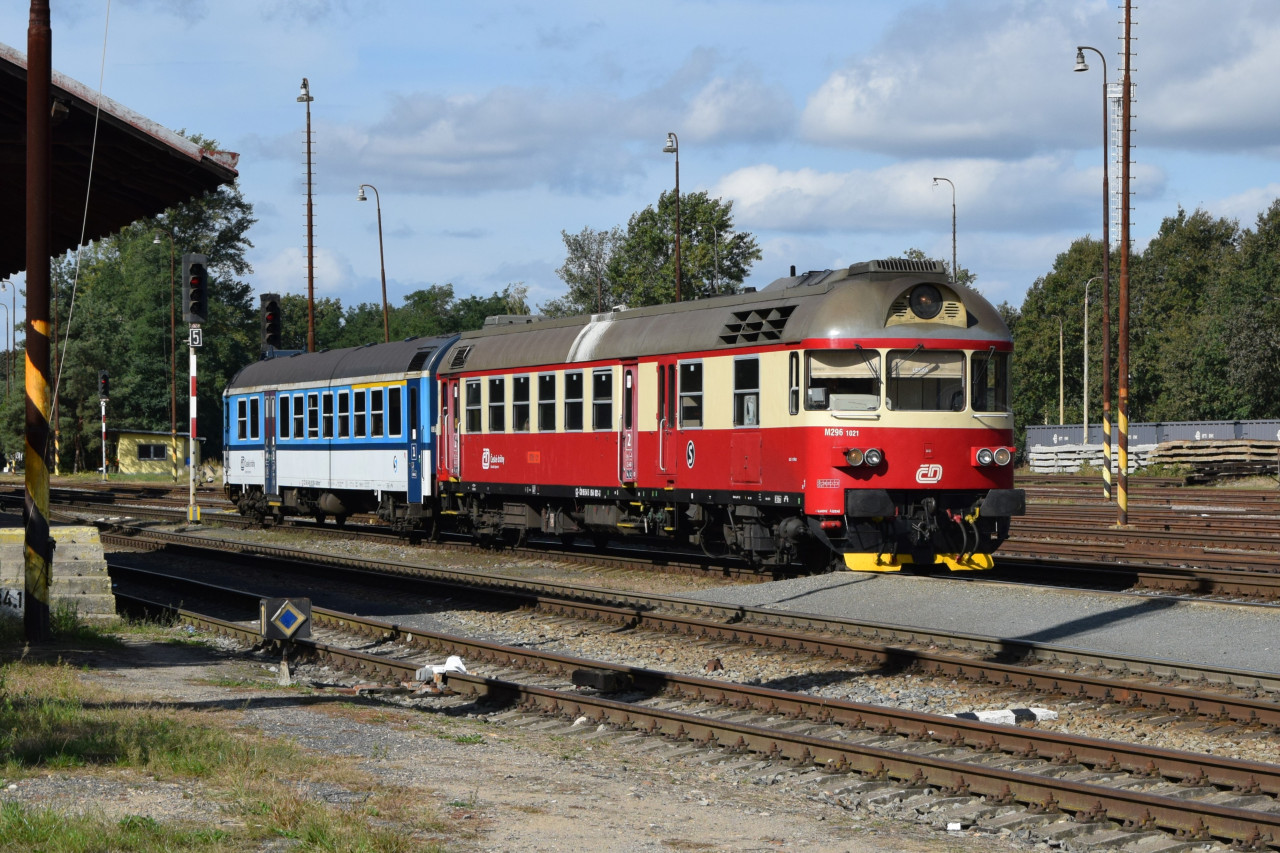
[1146,439,1280,483]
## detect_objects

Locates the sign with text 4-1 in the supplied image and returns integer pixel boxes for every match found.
[1,588,22,618]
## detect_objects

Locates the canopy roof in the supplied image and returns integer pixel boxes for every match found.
[0,41,239,279]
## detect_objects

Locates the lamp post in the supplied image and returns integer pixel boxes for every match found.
[1083,276,1099,445]
[1058,316,1064,426]
[356,184,390,343]
[662,132,682,302]
[0,301,7,401]
[0,279,11,399]
[1075,45,1114,500]
[153,231,178,482]
[932,177,957,281]
[298,77,316,352]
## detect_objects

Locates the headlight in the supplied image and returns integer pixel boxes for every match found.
[864,448,884,467]
[993,447,1012,466]
[976,448,995,466]
[844,448,865,466]
[909,284,943,320]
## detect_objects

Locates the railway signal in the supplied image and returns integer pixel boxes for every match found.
[98,370,109,400]
[181,253,208,324]
[261,293,282,352]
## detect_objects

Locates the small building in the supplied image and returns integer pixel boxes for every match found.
[107,429,204,476]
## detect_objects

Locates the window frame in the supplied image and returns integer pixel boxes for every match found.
[733,356,760,427]
[512,375,531,432]
[563,371,584,432]
[591,368,613,431]
[678,360,703,429]
[464,379,482,433]
[537,373,556,431]
[488,376,506,433]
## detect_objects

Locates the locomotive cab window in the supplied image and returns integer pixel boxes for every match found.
[513,375,530,432]
[733,357,759,427]
[537,373,556,431]
[679,361,703,428]
[807,350,881,411]
[465,380,482,433]
[592,369,613,430]
[564,372,584,431]
[887,349,965,411]
[971,349,1012,412]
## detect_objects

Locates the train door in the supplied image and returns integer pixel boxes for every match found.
[620,362,638,483]
[407,382,422,503]
[654,358,677,480]
[264,391,277,495]
[441,378,461,480]
[729,355,762,486]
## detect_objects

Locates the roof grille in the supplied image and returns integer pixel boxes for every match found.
[407,347,437,372]
[448,345,472,370]
[719,304,795,344]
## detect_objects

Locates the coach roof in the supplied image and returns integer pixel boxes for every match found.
[439,259,1010,375]
[225,335,457,393]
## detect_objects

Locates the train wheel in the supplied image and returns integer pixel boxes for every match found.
[334,514,347,529]
[314,512,327,525]
[591,532,610,552]
[559,533,576,548]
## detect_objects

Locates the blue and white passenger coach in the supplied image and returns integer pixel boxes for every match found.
[223,335,457,529]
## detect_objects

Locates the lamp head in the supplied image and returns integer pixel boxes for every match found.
[1074,48,1088,72]
[153,233,162,245]
[662,132,677,154]
[297,77,313,102]
[357,186,367,202]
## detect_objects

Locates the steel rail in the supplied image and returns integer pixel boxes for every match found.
[116,589,1280,849]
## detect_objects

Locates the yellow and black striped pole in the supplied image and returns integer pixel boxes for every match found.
[24,0,53,641]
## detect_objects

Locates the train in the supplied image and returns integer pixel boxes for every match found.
[223,258,1024,571]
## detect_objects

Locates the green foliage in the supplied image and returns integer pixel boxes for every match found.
[545,191,761,315]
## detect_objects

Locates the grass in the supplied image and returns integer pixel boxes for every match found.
[0,614,451,852]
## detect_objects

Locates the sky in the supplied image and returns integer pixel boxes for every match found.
[5,0,1280,318]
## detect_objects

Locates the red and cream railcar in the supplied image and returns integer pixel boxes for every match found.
[434,258,1023,570]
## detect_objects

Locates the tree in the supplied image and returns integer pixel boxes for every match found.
[545,192,761,314]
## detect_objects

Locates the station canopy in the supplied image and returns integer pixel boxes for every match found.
[0,41,239,280]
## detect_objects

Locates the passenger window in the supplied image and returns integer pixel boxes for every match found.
[537,374,556,431]
[887,349,965,411]
[280,395,291,439]
[249,396,260,441]
[807,350,882,411]
[388,386,402,437]
[513,375,530,432]
[592,369,612,430]
[293,394,305,438]
[488,377,505,432]
[321,392,334,439]
[337,391,350,439]
[465,380,482,433]
[354,390,367,438]
[788,352,800,416]
[679,361,702,428]
[237,399,248,441]
[733,357,759,427]
[371,388,385,437]
[307,393,319,438]
[564,372,584,431]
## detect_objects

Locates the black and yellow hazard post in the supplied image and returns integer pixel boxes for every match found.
[24,0,54,641]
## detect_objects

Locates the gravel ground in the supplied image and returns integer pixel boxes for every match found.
[1,634,1034,853]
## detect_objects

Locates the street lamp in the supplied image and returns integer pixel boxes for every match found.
[931,177,957,281]
[298,77,316,352]
[662,132,682,302]
[153,230,178,481]
[1083,276,1099,445]
[1057,316,1064,426]
[1075,46,1114,500]
[356,184,390,343]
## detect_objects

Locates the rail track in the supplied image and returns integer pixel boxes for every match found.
[112,559,1280,851]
